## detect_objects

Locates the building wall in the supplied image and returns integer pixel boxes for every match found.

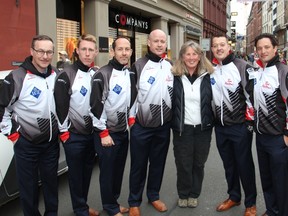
[1,0,232,69]
[0,1,36,71]
[203,0,227,60]
[246,2,262,55]
[274,0,286,49]
[262,1,273,34]
[83,0,203,66]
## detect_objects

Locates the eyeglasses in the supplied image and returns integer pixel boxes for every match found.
[32,48,54,57]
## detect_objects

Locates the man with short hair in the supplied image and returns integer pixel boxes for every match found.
[128,29,173,216]
[210,35,257,216]
[247,33,288,216]
[56,50,71,70]
[90,36,136,216]
[0,35,59,216]
[54,34,99,216]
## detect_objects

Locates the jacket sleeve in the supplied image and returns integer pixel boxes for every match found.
[241,63,255,122]
[128,68,138,125]
[90,71,107,133]
[278,64,288,136]
[0,72,20,135]
[54,71,71,132]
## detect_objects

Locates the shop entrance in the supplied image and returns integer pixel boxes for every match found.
[109,28,148,66]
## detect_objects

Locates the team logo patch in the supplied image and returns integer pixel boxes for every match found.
[210,77,216,85]
[225,78,233,85]
[30,87,41,98]
[113,84,122,94]
[147,76,155,84]
[246,68,254,73]
[80,86,88,96]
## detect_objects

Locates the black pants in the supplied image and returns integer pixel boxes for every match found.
[173,125,212,199]
[128,122,170,207]
[215,123,257,208]
[256,133,288,216]
[63,132,95,216]
[94,131,128,216]
[14,136,59,216]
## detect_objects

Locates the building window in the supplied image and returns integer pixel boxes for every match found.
[56,18,80,61]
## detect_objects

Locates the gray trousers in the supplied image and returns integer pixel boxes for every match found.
[173,125,212,199]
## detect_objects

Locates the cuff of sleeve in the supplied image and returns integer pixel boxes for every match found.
[8,132,20,142]
[60,131,70,142]
[99,129,109,138]
[284,130,288,136]
[128,117,135,126]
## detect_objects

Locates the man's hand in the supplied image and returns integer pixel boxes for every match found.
[284,135,288,147]
[101,135,114,147]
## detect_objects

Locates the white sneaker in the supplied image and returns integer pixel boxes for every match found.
[178,199,188,208]
[188,198,198,208]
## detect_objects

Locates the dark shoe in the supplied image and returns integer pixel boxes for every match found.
[151,200,168,212]
[216,199,240,212]
[120,206,129,214]
[89,208,100,216]
[128,207,140,216]
[244,205,256,216]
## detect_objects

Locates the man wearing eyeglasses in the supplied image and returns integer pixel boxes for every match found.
[90,36,136,216]
[54,34,100,216]
[0,35,60,216]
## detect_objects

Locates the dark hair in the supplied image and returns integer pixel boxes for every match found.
[254,33,278,47]
[112,36,130,50]
[211,34,229,42]
[31,35,54,49]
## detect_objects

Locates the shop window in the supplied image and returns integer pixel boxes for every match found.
[56,18,80,62]
[135,32,148,60]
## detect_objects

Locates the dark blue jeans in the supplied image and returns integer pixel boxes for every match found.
[128,122,171,207]
[14,136,59,216]
[215,123,257,208]
[256,133,288,216]
[63,132,95,216]
[94,131,128,216]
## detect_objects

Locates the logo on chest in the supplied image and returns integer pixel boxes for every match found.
[147,76,155,85]
[262,81,271,89]
[80,86,88,96]
[30,87,42,98]
[225,78,233,86]
[113,84,122,94]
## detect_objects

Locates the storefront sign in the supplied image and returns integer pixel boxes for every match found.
[185,25,201,36]
[185,13,201,24]
[109,8,151,34]
[115,14,149,30]
[201,38,211,51]
[99,37,109,53]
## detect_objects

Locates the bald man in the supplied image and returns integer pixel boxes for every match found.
[128,29,174,216]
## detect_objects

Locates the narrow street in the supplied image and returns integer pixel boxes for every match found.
[0,131,265,216]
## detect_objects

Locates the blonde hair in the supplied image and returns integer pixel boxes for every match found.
[77,34,97,48]
[172,40,214,76]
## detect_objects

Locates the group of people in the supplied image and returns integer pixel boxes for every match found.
[0,29,287,216]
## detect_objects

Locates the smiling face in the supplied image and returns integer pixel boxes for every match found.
[255,37,277,65]
[183,46,200,73]
[30,40,54,73]
[211,36,231,62]
[147,29,167,57]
